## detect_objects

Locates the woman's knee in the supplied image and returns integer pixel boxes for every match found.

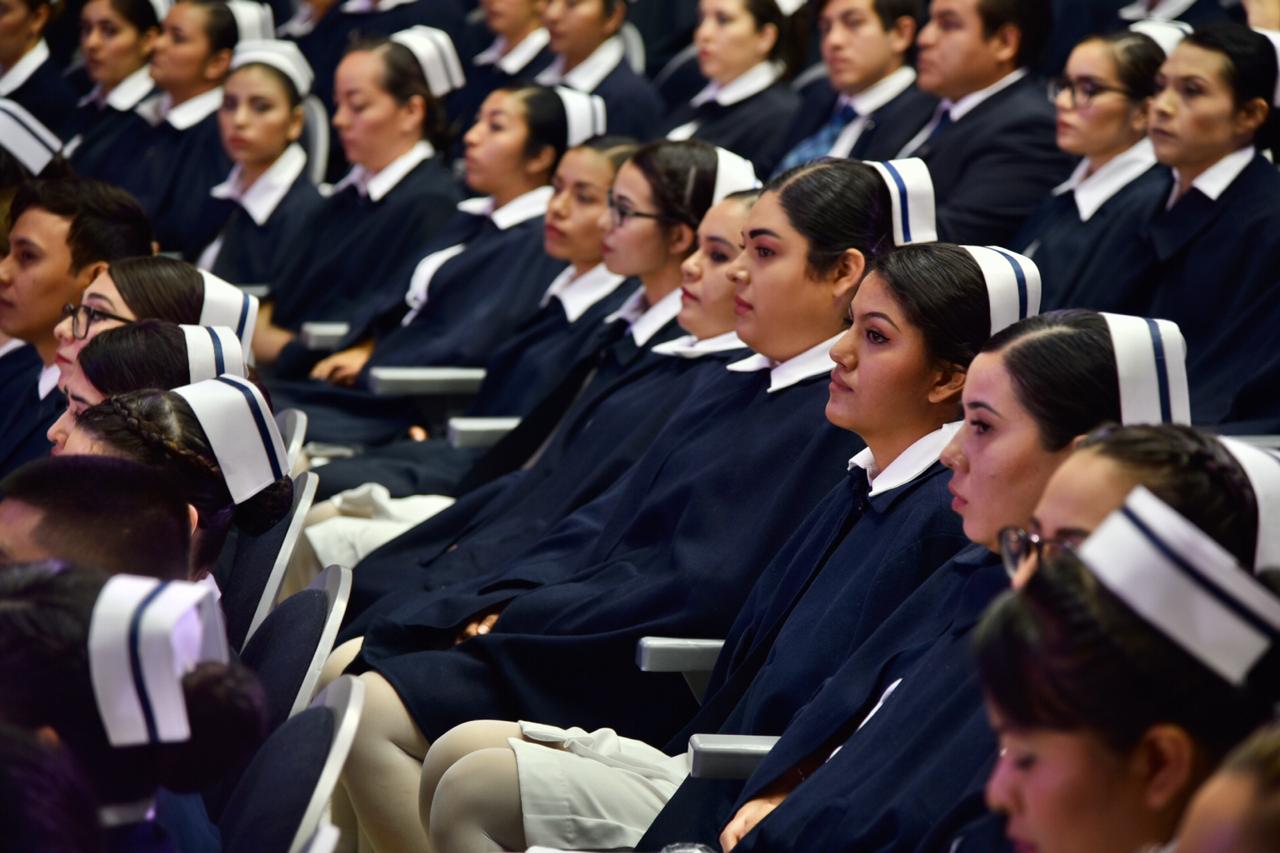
[429,747,523,852]
[420,721,523,827]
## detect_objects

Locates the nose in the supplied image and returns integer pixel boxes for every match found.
[463,121,483,148]
[985,750,1017,816]
[47,408,74,452]
[726,256,749,287]
[1054,84,1074,112]
[681,248,703,283]
[54,313,74,344]
[940,428,966,472]
[916,20,936,49]
[332,103,349,130]
[694,16,713,45]
[829,325,857,367]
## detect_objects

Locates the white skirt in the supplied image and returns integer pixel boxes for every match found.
[303,483,455,569]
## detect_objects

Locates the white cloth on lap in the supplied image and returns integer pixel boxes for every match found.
[303,483,454,568]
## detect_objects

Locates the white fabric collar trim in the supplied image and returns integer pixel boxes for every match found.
[332,140,435,201]
[945,67,1028,123]
[847,421,961,497]
[536,36,625,93]
[339,0,415,14]
[98,799,156,828]
[474,28,550,75]
[0,338,25,360]
[690,61,781,108]
[0,39,49,96]
[540,262,627,323]
[80,65,155,111]
[139,86,223,130]
[843,65,916,115]
[276,3,318,37]
[726,333,841,393]
[652,330,745,358]
[455,184,553,230]
[38,362,59,400]
[1054,138,1157,222]
[1118,0,1198,21]
[627,286,683,346]
[1168,145,1254,209]
[210,143,307,225]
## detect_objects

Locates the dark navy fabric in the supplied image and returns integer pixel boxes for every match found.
[580,57,667,141]
[239,588,329,731]
[208,171,326,287]
[4,55,77,139]
[450,42,556,157]
[0,349,61,480]
[155,790,221,853]
[657,82,801,177]
[102,818,177,853]
[67,99,156,182]
[627,0,700,79]
[349,364,858,745]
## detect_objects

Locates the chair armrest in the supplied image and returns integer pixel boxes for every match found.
[367,366,486,396]
[238,283,270,299]
[447,417,521,449]
[687,734,780,780]
[636,637,724,673]
[299,322,351,351]
[1231,435,1280,450]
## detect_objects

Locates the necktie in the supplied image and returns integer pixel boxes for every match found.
[775,102,859,175]
[909,107,953,158]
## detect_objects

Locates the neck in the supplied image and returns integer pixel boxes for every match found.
[500,19,540,53]
[167,80,217,109]
[33,332,57,365]
[239,156,277,189]
[862,417,947,485]
[639,262,682,307]
[365,138,418,175]
[561,39,604,73]
[845,59,903,97]
[572,258,601,276]
[0,36,39,73]
[491,179,540,210]
[952,66,1015,102]
[1174,145,1246,196]
[1083,135,1143,176]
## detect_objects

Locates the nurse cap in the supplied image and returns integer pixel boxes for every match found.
[712,147,761,204]
[960,246,1042,336]
[198,271,258,360]
[1218,438,1280,570]
[390,26,466,98]
[88,574,229,746]
[774,0,806,15]
[232,39,314,98]
[144,0,172,26]
[1079,486,1280,695]
[181,325,247,383]
[226,0,275,43]
[1129,19,1191,56]
[554,87,607,148]
[172,375,288,504]
[1101,313,1190,425]
[0,99,60,176]
[865,159,937,246]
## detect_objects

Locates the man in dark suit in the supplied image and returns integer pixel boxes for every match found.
[774,0,937,174]
[900,0,1075,244]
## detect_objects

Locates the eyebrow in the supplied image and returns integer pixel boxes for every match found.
[964,400,1001,416]
[860,310,901,331]
[84,292,117,310]
[746,228,782,240]
[705,235,735,249]
[68,392,93,409]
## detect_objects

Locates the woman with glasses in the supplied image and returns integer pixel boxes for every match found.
[1012,29,1172,312]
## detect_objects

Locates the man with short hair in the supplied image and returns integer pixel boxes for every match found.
[0,178,152,477]
[0,456,190,579]
[899,0,1075,243]
[775,0,937,173]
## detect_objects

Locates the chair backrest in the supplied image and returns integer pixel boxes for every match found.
[620,21,646,73]
[218,675,365,853]
[222,471,318,651]
[274,407,309,473]
[790,62,829,96]
[301,95,330,186]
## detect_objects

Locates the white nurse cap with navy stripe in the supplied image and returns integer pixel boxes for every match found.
[774,0,806,15]
[961,246,1041,335]
[1129,19,1190,56]
[866,159,937,246]
[145,0,172,26]
[198,271,258,360]
[0,99,59,175]
[226,0,275,43]
[555,87,607,148]
[173,375,287,504]
[1219,438,1280,570]
[713,147,761,204]
[390,26,466,98]
[180,325,247,383]
[232,39,313,98]
[1101,313,1190,425]
[88,574,229,746]
[1079,486,1280,690]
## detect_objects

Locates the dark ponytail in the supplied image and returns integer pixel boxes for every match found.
[181,0,238,54]
[743,0,810,79]
[79,320,191,396]
[106,256,205,325]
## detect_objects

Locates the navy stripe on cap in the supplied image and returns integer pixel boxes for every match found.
[213,376,284,482]
[127,581,171,743]
[206,327,225,376]
[1144,318,1172,423]
[879,160,912,244]
[234,293,250,340]
[990,247,1029,320]
[0,102,57,155]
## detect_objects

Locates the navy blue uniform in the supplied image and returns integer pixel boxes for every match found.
[659,82,801,177]
[207,171,325,287]
[0,348,62,479]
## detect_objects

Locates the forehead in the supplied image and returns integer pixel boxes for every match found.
[336,50,386,87]
[10,207,73,254]
[478,88,524,118]
[0,499,46,557]
[851,270,902,315]
[743,189,799,238]
[167,1,210,28]
[1035,448,1137,526]
[1164,42,1232,83]
[821,0,876,18]
[930,0,981,21]
[1067,40,1120,77]
[963,350,1018,407]
[611,159,655,202]
[226,64,292,97]
[556,146,612,185]
[699,196,749,237]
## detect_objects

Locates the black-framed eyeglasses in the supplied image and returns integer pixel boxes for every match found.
[1048,76,1134,109]
[607,191,678,228]
[61,303,134,340]
[998,526,1082,579]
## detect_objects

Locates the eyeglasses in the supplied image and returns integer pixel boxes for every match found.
[607,191,678,228]
[61,303,134,340]
[1048,76,1134,109]
[997,526,1082,580]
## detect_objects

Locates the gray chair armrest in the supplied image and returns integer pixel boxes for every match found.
[238,283,271,299]
[687,734,780,780]
[367,366,486,397]
[1231,435,1280,450]
[636,637,724,673]
[447,417,520,448]
[299,322,351,351]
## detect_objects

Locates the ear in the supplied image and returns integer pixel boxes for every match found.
[187,503,200,534]
[401,93,427,138]
[30,2,51,32]
[1129,98,1152,136]
[205,48,233,83]
[287,104,305,143]
[1132,725,1199,814]
[1235,97,1270,139]
[524,143,558,183]
[927,365,968,406]
[755,22,780,59]
[34,725,61,747]
[666,222,696,257]
[1068,432,1091,450]
[989,22,1022,68]
[887,15,917,55]
[75,260,110,291]
[827,248,866,307]
[602,0,626,37]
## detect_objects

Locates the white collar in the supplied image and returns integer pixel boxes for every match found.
[276,3,319,36]
[474,28,551,75]
[455,184,553,230]
[540,262,627,322]
[332,140,435,202]
[652,330,745,358]
[847,421,961,497]
[98,799,157,828]
[605,286,682,345]
[38,362,59,400]
[138,87,223,130]
[944,68,1028,123]
[0,39,49,96]
[1118,0,1198,20]
[80,65,155,111]
[1054,138,1157,222]
[726,333,842,393]
[842,66,916,116]
[0,338,25,360]
[691,61,781,108]
[536,36,625,92]
[339,0,415,14]
[210,144,307,225]
[1168,145,1254,209]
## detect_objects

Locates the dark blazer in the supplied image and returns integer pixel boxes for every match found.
[0,348,62,480]
[586,58,667,142]
[659,82,801,177]
[913,73,1075,245]
[208,170,326,286]
[3,53,77,139]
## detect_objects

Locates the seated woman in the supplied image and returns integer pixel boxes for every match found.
[659,0,806,176]
[1013,27,1172,311]
[416,237,1036,853]
[66,0,163,177]
[254,30,462,363]
[0,563,267,851]
[0,0,76,137]
[198,39,324,286]
[534,0,665,140]
[454,0,555,142]
[1178,725,1280,853]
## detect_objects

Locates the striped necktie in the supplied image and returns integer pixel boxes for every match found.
[775,103,859,175]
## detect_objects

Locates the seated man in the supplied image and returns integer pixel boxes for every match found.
[0,178,152,477]
[0,456,190,580]
[899,0,1075,243]
[775,0,938,173]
